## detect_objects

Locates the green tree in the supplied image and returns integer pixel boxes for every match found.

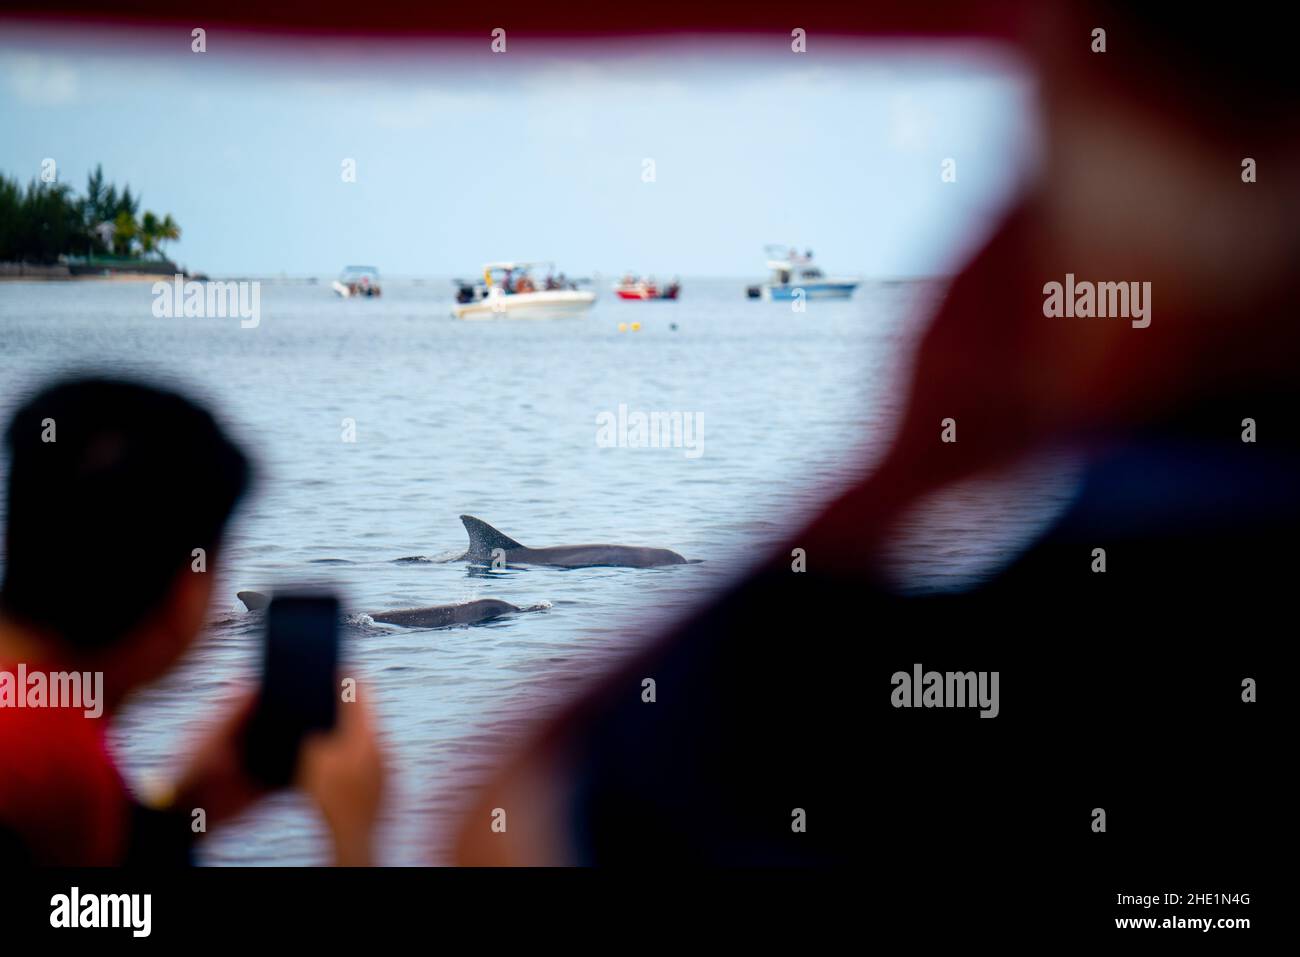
[156,213,180,258]
[82,164,110,252]
[12,180,86,264]
[116,185,140,218]
[111,209,139,257]
[0,166,178,264]
[0,175,22,262]
[139,210,160,256]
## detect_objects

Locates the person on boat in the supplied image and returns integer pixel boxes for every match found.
[0,377,387,865]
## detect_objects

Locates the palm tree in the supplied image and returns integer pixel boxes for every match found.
[139,211,160,256]
[156,213,180,260]
[0,165,182,262]
[111,210,138,257]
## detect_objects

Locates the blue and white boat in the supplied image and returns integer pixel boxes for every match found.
[746,245,859,300]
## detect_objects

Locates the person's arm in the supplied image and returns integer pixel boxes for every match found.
[163,687,387,865]
[296,692,387,866]
[162,689,267,829]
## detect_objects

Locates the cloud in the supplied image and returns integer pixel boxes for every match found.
[1,52,80,106]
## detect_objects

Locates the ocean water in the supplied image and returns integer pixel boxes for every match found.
[0,277,1075,864]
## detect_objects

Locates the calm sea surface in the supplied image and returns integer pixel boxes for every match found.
[0,277,1075,864]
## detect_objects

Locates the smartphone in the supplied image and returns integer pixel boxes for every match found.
[244,593,340,787]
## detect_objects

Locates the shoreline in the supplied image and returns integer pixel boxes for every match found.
[0,273,174,283]
[0,260,191,283]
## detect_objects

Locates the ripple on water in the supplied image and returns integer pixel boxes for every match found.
[0,279,1072,864]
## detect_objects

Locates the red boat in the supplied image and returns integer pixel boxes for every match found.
[614,275,680,300]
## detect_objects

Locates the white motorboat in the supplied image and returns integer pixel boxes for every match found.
[452,261,595,320]
[745,246,859,300]
[332,265,382,298]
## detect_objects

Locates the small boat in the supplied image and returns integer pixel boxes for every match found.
[452,262,595,320]
[332,265,382,298]
[614,275,680,300]
[745,246,858,300]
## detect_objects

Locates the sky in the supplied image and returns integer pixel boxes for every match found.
[0,29,1039,278]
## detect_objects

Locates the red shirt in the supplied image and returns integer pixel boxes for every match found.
[0,660,129,864]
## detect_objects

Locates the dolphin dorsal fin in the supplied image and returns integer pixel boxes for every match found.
[460,515,524,559]
[237,590,270,611]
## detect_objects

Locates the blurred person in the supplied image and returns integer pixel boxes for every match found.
[454,2,1298,865]
[0,377,386,865]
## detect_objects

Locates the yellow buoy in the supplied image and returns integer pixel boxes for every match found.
[631,322,641,332]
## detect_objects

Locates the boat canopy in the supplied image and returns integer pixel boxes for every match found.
[483,261,555,273]
[763,244,815,268]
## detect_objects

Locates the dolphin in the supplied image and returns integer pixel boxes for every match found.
[237,589,272,611]
[236,591,526,628]
[458,515,690,568]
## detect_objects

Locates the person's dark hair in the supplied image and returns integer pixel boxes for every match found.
[1,376,251,650]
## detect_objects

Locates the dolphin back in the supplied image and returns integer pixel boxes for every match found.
[372,599,521,628]
[460,515,525,561]
[521,545,688,567]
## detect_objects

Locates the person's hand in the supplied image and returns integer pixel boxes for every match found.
[296,689,387,866]
[165,686,267,826]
